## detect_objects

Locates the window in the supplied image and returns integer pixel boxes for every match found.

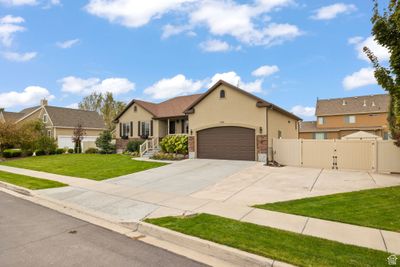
[47,130,51,137]
[141,121,150,137]
[317,117,324,125]
[278,130,282,139]
[384,132,391,140]
[184,120,189,134]
[121,123,130,138]
[43,114,48,123]
[344,115,356,124]
[134,106,137,112]
[219,90,225,98]
[314,132,326,140]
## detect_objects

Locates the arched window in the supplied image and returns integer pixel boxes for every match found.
[220,90,226,98]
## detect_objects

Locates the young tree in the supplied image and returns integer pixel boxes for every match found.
[79,92,126,131]
[364,0,400,146]
[72,123,86,153]
[95,130,115,154]
[0,122,19,152]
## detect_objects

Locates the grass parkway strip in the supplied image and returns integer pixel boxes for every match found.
[146,213,390,267]
[0,170,67,190]
[254,186,400,232]
[0,154,167,181]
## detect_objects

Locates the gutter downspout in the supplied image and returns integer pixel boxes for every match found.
[264,106,270,166]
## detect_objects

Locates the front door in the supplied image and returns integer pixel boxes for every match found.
[169,121,176,134]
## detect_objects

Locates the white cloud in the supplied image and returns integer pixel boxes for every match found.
[59,76,135,95]
[56,39,80,49]
[311,3,357,20]
[0,0,37,6]
[252,65,279,77]
[0,15,25,47]
[190,0,301,46]
[209,71,263,93]
[65,103,79,109]
[291,105,315,117]
[85,0,300,47]
[349,36,390,62]
[2,51,37,62]
[86,0,194,28]
[199,39,231,52]
[0,86,54,109]
[343,67,377,90]
[144,74,204,99]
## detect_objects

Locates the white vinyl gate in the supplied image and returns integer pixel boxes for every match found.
[273,139,400,173]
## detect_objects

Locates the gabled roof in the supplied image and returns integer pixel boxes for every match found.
[316,94,389,116]
[184,80,301,121]
[114,94,202,121]
[2,111,25,123]
[44,106,105,128]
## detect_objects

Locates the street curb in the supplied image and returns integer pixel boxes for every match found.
[137,221,295,267]
[0,181,32,196]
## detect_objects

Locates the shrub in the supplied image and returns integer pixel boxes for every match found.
[160,135,188,154]
[2,149,22,158]
[22,150,33,157]
[56,148,65,154]
[48,149,56,155]
[96,130,115,154]
[35,149,46,156]
[126,140,144,152]
[85,148,99,154]
[68,148,74,154]
[151,152,186,161]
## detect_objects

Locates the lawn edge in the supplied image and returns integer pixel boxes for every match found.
[0,180,32,196]
[138,219,292,267]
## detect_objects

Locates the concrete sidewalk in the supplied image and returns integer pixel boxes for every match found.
[0,164,399,254]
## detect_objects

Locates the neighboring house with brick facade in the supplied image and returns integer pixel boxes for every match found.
[114,80,301,161]
[0,99,105,149]
[299,94,390,140]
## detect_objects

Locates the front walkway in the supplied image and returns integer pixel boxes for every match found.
[0,161,399,254]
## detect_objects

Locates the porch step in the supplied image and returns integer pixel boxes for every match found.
[142,148,160,158]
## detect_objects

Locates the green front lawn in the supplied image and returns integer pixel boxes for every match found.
[1,154,166,181]
[254,186,400,232]
[0,170,67,190]
[146,214,389,267]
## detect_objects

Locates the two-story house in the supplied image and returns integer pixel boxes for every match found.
[299,94,390,140]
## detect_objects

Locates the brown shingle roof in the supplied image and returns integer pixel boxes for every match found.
[316,94,389,116]
[299,121,383,133]
[45,106,105,128]
[2,111,25,123]
[115,94,203,121]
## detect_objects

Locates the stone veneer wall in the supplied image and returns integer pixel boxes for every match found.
[116,138,143,152]
[256,135,268,162]
[188,136,196,159]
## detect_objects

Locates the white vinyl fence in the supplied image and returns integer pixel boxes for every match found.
[273,138,400,173]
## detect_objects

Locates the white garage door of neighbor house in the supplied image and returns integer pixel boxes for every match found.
[57,136,98,149]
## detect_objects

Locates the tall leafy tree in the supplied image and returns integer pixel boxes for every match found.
[364,0,400,146]
[79,92,126,130]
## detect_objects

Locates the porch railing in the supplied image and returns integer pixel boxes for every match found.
[139,138,160,157]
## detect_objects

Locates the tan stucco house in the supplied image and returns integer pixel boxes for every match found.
[114,80,301,161]
[0,99,106,149]
[299,94,390,140]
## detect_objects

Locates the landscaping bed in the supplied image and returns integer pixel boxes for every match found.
[0,154,167,181]
[0,170,67,190]
[254,186,400,232]
[146,213,389,267]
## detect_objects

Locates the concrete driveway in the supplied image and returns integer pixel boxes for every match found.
[35,159,400,222]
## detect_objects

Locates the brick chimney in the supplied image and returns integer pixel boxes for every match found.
[40,99,48,106]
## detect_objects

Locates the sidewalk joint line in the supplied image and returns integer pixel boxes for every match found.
[367,172,377,185]
[238,208,255,221]
[309,169,323,192]
[379,230,388,252]
[301,218,310,234]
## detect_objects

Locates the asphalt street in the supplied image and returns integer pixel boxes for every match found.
[0,191,207,267]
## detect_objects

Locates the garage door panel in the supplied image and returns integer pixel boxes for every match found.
[197,127,255,161]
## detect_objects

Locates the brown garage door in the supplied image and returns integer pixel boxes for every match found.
[197,127,255,161]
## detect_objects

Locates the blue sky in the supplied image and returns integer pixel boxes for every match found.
[0,0,390,119]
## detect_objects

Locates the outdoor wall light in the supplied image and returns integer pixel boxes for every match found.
[190,130,193,135]
[259,126,263,134]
